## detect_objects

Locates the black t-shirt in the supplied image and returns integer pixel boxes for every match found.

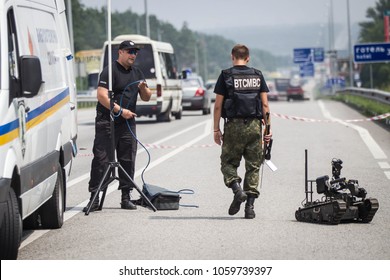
[214,65,269,97]
[96,61,146,121]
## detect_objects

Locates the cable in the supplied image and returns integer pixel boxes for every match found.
[114,80,151,185]
[125,120,150,185]
[115,80,198,208]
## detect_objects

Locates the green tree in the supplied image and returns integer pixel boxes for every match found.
[359,0,390,89]
[68,0,289,82]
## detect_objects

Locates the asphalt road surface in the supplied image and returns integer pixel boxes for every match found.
[17,91,390,260]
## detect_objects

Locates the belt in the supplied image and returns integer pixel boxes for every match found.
[226,117,259,124]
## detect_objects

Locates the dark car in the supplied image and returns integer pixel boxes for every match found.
[286,85,304,101]
[181,76,211,115]
[286,77,305,101]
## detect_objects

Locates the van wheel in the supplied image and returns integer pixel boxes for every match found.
[157,106,172,122]
[23,211,40,230]
[175,108,182,120]
[0,187,22,260]
[39,163,64,229]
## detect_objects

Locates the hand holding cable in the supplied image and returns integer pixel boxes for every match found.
[121,108,137,119]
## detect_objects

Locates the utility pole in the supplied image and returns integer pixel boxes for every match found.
[347,0,354,87]
[145,0,150,38]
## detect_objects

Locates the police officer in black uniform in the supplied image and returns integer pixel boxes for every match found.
[83,40,151,212]
[213,44,272,219]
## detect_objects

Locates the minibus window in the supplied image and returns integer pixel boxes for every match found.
[104,44,155,79]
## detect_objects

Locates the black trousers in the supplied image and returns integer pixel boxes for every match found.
[88,111,137,193]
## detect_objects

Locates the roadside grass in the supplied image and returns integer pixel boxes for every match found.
[314,87,390,130]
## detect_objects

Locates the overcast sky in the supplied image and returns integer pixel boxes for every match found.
[80,0,378,31]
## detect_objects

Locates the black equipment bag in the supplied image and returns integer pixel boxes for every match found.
[141,183,195,210]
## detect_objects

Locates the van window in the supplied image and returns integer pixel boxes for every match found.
[103,44,156,79]
[7,8,20,99]
[161,52,178,79]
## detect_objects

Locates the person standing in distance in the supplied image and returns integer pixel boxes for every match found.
[213,44,272,219]
[83,40,151,212]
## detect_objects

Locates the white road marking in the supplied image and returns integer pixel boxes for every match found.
[318,100,387,160]
[20,119,212,249]
[378,161,390,169]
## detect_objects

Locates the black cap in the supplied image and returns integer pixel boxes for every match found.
[119,40,140,50]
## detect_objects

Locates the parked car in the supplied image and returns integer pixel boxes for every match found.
[205,80,217,102]
[266,82,279,101]
[181,76,211,115]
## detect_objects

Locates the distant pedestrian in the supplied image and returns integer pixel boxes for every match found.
[213,44,272,219]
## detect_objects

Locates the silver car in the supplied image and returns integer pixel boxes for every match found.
[181,76,211,115]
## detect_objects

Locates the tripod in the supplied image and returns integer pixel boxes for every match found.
[84,90,157,215]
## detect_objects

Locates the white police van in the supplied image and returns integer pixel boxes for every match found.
[0,0,77,259]
[100,35,183,122]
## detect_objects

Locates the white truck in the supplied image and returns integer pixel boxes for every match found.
[0,0,77,259]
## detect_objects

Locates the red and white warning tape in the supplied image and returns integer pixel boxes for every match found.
[272,112,390,123]
[143,143,215,149]
[78,144,216,155]
[77,112,389,156]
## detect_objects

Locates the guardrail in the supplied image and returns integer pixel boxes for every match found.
[77,95,97,108]
[336,87,390,105]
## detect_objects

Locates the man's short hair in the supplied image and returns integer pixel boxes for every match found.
[232,44,249,60]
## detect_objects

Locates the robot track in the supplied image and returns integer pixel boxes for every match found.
[357,198,379,223]
[295,199,347,225]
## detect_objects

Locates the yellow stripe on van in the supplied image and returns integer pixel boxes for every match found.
[26,95,70,130]
[0,89,70,146]
[0,130,19,146]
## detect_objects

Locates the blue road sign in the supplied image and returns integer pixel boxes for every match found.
[354,43,390,63]
[313,48,324,62]
[294,48,311,63]
[293,48,324,63]
[299,62,314,77]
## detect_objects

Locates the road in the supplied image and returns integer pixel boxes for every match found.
[17,94,390,260]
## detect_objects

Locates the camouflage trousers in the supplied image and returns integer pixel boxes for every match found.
[221,118,263,197]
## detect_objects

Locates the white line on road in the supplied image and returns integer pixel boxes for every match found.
[318,100,387,160]
[378,161,390,169]
[67,119,211,188]
[20,119,213,249]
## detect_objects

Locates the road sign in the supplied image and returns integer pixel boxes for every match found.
[299,62,314,77]
[313,48,325,62]
[294,48,311,63]
[354,42,390,63]
[293,47,324,63]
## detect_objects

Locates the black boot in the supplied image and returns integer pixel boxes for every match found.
[83,192,99,212]
[244,196,256,219]
[228,181,247,215]
[121,189,137,210]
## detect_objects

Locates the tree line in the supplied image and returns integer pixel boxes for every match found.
[70,0,390,89]
[359,0,390,90]
[70,0,289,81]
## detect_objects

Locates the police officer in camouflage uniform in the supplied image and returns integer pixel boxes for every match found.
[213,44,272,219]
